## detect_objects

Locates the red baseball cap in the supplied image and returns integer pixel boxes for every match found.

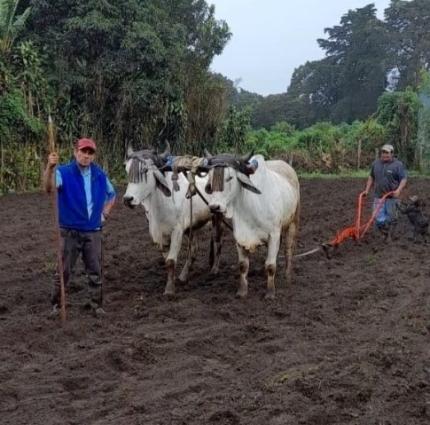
[76,138,97,152]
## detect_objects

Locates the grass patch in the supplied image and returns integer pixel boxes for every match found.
[299,170,369,179]
[299,170,430,179]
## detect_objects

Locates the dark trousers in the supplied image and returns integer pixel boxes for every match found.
[51,229,103,307]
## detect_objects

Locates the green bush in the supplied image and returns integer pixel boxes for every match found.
[0,89,44,139]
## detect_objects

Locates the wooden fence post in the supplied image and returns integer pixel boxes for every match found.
[357,139,362,170]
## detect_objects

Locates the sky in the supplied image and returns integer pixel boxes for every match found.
[210,0,393,96]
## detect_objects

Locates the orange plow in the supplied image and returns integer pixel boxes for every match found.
[294,191,395,259]
[328,191,394,247]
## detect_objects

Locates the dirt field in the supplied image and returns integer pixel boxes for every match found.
[1,178,430,425]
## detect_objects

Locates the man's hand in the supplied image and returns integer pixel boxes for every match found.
[362,190,369,197]
[393,189,401,198]
[48,152,59,169]
[44,152,59,193]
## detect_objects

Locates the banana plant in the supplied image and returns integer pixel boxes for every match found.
[0,0,31,54]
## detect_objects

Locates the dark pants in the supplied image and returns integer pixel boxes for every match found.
[51,229,103,307]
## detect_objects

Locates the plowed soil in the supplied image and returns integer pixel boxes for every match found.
[1,178,430,425]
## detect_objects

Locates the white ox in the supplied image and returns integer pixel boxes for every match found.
[206,154,300,299]
[123,148,220,296]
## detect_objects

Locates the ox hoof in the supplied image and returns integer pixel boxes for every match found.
[235,289,248,299]
[163,291,176,300]
[264,290,276,301]
[209,267,219,276]
[177,275,188,284]
[163,285,176,298]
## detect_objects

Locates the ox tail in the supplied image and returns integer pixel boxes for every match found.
[209,213,215,268]
[282,199,300,288]
[293,199,301,243]
[209,235,215,268]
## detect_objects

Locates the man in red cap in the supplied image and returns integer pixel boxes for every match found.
[44,138,116,316]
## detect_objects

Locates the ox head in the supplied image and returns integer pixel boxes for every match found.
[203,152,261,216]
[123,146,171,208]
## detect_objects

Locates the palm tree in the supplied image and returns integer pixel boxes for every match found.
[0,0,31,54]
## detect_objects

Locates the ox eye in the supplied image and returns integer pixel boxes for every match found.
[226,176,233,182]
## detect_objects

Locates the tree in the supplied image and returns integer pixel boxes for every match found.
[23,0,231,157]
[385,0,430,89]
[284,4,390,127]
[0,0,30,54]
[216,106,250,153]
[376,88,421,166]
[318,4,389,122]
[251,93,289,129]
[284,59,338,128]
[416,71,430,170]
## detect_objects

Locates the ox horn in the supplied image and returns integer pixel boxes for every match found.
[127,145,134,158]
[204,148,213,159]
[239,151,254,163]
[159,141,171,160]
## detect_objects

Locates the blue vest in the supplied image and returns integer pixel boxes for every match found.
[57,161,107,231]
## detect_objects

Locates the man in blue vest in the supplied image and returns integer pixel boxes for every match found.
[44,138,116,316]
[363,143,407,241]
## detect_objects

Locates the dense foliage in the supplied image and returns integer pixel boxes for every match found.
[25,0,231,153]
[1,0,231,191]
[1,0,430,192]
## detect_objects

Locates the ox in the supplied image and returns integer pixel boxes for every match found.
[205,153,300,299]
[123,147,219,295]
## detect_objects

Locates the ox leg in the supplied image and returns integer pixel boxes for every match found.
[265,231,281,300]
[210,213,223,275]
[284,219,298,287]
[178,236,198,283]
[236,244,249,298]
[164,228,183,296]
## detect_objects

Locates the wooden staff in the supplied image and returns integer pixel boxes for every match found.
[47,115,66,323]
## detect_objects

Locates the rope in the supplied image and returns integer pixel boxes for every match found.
[293,246,322,259]
[193,185,233,231]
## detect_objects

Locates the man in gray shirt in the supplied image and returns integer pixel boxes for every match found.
[364,144,407,240]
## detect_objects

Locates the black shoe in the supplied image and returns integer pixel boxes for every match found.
[377,223,389,236]
[83,300,106,317]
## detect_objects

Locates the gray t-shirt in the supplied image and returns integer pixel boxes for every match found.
[370,158,407,197]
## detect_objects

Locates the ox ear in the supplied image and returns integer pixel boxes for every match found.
[236,173,261,194]
[127,145,134,158]
[153,169,171,197]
